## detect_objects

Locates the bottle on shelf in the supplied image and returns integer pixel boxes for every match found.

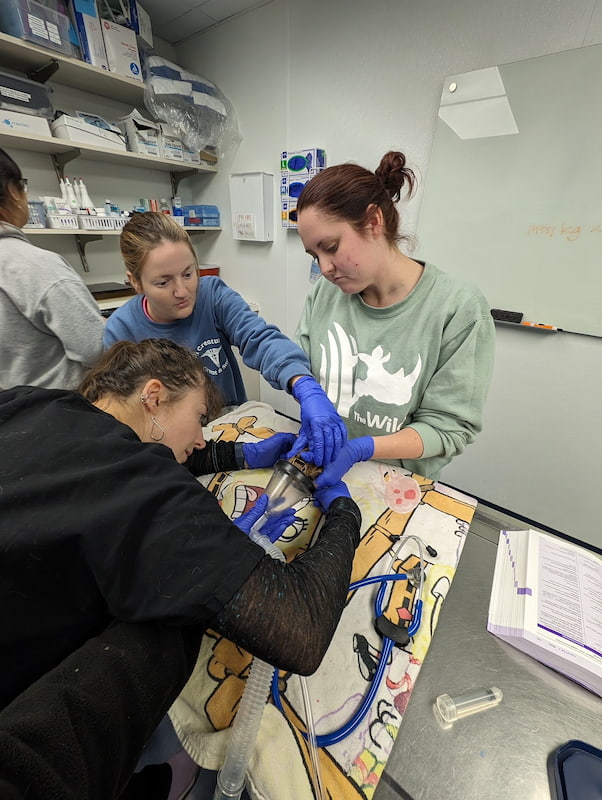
[171,195,184,225]
[72,177,82,208]
[78,179,96,214]
[159,198,171,214]
[58,177,67,203]
[63,178,79,214]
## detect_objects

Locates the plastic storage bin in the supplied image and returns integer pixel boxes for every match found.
[0,71,52,117]
[47,214,79,230]
[182,204,220,227]
[25,200,47,228]
[0,0,72,56]
[78,215,115,231]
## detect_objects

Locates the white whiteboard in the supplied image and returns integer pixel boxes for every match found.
[416,45,602,338]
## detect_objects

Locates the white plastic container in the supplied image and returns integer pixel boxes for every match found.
[47,214,79,230]
[78,215,115,231]
[50,116,127,152]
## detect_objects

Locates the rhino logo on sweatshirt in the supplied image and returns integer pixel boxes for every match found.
[318,323,421,420]
[353,345,421,407]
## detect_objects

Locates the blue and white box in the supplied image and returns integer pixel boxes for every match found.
[280,148,326,227]
[281,148,326,176]
[68,0,108,69]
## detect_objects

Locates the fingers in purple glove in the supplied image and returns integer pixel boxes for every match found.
[261,509,299,542]
[233,493,269,535]
[287,431,308,458]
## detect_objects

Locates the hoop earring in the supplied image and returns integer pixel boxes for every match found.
[150,416,165,441]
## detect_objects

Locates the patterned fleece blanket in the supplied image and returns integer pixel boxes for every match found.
[169,402,477,799]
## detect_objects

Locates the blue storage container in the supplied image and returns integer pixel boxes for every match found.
[183,205,220,227]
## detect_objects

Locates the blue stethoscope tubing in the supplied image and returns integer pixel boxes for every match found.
[271,535,427,747]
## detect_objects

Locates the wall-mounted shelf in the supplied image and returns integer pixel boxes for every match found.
[25,227,221,235]
[0,130,217,178]
[25,226,221,272]
[0,31,146,105]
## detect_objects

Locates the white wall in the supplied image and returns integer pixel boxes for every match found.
[174,0,602,547]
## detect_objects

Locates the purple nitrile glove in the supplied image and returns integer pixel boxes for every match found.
[260,508,299,542]
[313,479,351,512]
[232,493,298,543]
[242,432,297,469]
[232,494,269,536]
[289,375,347,467]
[314,436,375,488]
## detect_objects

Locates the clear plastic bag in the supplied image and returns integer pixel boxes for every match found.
[142,55,241,159]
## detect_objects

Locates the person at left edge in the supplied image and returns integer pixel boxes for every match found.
[0,148,104,390]
[103,211,345,465]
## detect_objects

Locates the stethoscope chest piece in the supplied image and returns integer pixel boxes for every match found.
[375,614,411,647]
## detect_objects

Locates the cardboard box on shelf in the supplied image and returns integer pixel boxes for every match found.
[0,109,51,136]
[119,109,160,157]
[199,148,218,165]
[69,0,108,69]
[158,124,183,161]
[50,114,127,151]
[101,19,142,82]
[99,0,152,49]
[182,144,200,164]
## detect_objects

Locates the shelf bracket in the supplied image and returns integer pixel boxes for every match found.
[51,150,83,180]
[27,58,60,84]
[74,234,102,273]
[171,169,197,195]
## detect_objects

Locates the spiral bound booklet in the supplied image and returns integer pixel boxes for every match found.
[487,529,602,697]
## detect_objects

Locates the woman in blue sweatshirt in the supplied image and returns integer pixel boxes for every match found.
[104,211,345,465]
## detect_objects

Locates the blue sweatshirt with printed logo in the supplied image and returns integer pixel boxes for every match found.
[103,276,311,406]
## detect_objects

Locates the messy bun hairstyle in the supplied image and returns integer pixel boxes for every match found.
[297,150,417,246]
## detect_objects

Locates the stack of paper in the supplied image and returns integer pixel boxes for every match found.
[487,529,602,697]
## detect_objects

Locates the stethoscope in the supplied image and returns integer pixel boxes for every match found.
[271,535,434,747]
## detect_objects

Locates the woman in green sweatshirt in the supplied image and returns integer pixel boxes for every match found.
[295,150,496,483]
